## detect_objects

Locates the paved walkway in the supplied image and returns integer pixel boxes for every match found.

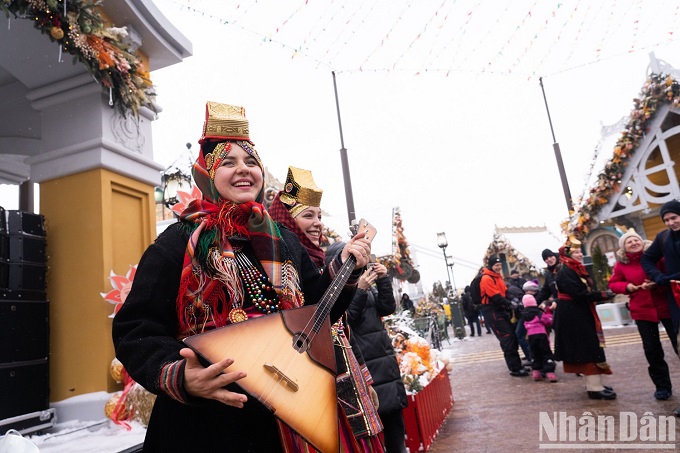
[424,324,680,452]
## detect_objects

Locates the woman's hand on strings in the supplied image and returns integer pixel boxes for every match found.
[341,232,372,268]
[180,348,248,408]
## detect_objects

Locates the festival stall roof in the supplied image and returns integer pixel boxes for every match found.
[566,53,680,238]
[493,225,563,271]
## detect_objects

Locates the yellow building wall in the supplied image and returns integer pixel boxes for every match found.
[642,215,667,240]
[40,169,156,401]
[636,130,680,239]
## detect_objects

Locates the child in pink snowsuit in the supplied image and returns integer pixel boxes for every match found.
[521,294,558,382]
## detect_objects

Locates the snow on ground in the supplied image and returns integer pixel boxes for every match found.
[28,420,145,453]
[0,392,146,452]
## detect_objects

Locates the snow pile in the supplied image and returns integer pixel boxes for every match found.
[29,419,146,452]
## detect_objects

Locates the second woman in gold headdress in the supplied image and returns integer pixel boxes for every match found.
[269,166,385,452]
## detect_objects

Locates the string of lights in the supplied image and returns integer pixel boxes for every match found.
[157,0,680,78]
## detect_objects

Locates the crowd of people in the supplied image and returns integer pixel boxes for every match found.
[468,199,680,413]
[110,101,680,451]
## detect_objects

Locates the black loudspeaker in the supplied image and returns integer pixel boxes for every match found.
[0,233,7,260]
[7,234,45,263]
[0,290,49,421]
[0,211,50,424]
[0,359,49,420]
[7,211,45,236]
[7,234,46,263]
[1,211,48,292]
[0,207,6,261]
[0,259,7,288]
[4,261,47,291]
[0,289,49,363]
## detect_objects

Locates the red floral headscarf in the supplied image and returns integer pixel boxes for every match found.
[176,139,303,337]
[558,241,589,278]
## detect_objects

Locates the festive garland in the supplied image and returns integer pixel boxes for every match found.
[385,312,452,394]
[483,232,538,276]
[564,73,680,239]
[1,0,155,116]
[379,208,420,283]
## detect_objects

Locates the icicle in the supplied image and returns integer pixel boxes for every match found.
[58,44,62,63]
[109,87,113,106]
[7,17,10,30]
[63,0,67,15]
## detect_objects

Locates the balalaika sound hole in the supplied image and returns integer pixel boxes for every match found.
[292,332,310,353]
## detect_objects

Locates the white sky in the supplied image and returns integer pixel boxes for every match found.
[145,0,680,291]
[3,0,680,292]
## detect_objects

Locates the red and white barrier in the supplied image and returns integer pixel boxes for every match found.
[403,368,453,452]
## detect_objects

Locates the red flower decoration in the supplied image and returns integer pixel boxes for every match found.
[170,185,202,216]
[101,265,138,318]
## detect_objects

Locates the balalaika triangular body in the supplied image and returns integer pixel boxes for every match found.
[183,219,376,453]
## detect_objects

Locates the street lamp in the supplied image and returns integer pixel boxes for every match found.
[436,232,452,291]
[156,143,193,219]
[446,255,457,294]
[438,233,465,340]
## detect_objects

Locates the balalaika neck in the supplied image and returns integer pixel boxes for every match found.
[311,256,357,333]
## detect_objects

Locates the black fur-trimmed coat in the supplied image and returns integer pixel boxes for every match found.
[112,222,357,452]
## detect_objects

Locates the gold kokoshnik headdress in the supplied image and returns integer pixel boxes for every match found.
[279,166,323,218]
[193,101,264,202]
[201,101,250,142]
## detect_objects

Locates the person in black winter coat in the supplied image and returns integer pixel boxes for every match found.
[461,286,481,336]
[328,243,407,453]
[506,283,532,363]
[640,199,680,417]
[112,103,374,452]
[507,269,527,291]
[641,199,680,333]
[401,293,415,314]
[554,238,616,400]
[536,249,560,312]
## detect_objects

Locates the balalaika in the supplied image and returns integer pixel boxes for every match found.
[183,219,376,453]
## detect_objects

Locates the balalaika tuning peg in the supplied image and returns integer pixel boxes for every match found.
[348,219,359,238]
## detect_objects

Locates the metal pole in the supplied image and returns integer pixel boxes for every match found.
[539,77,573,213]
[19,180,34,213]
[449,263,457,293]
[331,71,356,224]
[442,247,452,290]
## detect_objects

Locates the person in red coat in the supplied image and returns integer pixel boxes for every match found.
[608,228,677,400]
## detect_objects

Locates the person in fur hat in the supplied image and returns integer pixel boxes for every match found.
[609,228,676,400]
[520,294,558,382]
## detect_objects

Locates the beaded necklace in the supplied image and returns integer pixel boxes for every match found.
[234,252,281,321]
